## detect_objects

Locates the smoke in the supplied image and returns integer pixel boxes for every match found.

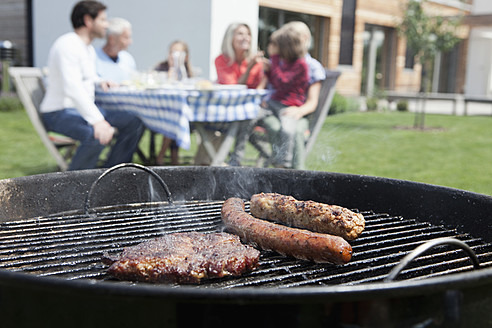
[318,146,339,167]
[224,167,273,199]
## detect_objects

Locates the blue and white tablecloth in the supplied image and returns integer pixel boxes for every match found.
[95,87,268,149]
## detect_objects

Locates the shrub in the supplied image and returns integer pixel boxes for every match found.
[329,93,361,115]
[366,97,379,111]
[0,94,23,112]
[396,99,409,112]
[329,92,347,115]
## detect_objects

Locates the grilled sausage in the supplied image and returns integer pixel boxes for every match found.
[221,197,352,264]
[250,193,365,241]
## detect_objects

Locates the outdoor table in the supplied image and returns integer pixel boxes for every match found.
[95,84,268,166]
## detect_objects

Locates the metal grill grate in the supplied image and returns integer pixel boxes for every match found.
[1,200,491,288]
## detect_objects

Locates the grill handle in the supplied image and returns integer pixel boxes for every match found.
[385,237,481,282]
[84,163,173,216]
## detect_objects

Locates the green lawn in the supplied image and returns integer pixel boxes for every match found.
[307,111,492,196]
[2,107,492,196]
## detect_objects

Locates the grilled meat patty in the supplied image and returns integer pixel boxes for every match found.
[250,193,365,241]
[105,232,260,284]
[222,198,352,264]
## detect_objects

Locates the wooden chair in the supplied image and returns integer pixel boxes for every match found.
[250,69,341,167]
[9,67,77,171]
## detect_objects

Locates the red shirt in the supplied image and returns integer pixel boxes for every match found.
[215,54,264,89]
[266,54,309,107]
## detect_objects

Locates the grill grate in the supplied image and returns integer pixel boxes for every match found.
[1,200,491,288]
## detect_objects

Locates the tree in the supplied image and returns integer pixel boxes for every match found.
[398,0,462,129]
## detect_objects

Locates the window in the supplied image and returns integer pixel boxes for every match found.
[339,0,357,65]
[258,7,325,62]
[405,45,416,69]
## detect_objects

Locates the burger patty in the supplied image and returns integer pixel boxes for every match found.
[105,232,260,284]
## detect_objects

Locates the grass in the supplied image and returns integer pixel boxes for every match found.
[2,104,492,196]
[0,109,62,177]
[307,111,492,195]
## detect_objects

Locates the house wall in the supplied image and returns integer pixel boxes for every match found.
[472,0,491,12]
[0,0,29,66]
[464,0,492,96]
[465,29,492,95]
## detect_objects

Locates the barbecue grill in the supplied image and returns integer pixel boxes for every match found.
[1,165,492,327]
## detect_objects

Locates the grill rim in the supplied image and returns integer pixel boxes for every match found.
[3,166,492,221]
[1,264,491,302]
[1,166,492,301]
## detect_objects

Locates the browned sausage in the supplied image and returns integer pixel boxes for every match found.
[221,197,352,264]
[250,193,365,241]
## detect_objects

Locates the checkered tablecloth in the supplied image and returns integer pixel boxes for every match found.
[95,87,268,149]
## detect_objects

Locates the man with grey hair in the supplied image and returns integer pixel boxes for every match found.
[95,17,136,82]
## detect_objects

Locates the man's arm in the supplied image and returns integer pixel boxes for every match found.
[56,47,105,124]
[56,41,115,144]
[93,120,115,145]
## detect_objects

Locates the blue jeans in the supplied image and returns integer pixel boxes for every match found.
[42,108,144,170]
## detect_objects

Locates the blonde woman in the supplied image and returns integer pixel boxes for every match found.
[215,22,264,88]
[195,23,265,165]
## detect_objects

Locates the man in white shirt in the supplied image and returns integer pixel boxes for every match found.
[40,1,144,170]
[95,17,137,83]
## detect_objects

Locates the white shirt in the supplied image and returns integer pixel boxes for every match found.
[95,47,136,83]
[305,53,326,85]
[40,32,104,125]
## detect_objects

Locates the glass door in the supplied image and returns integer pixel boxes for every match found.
[361,24,395,96]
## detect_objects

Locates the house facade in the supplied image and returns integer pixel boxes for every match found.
[258,0,471,96]
[0,0,482,97]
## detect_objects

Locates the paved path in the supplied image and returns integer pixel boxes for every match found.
[383,97,492,116]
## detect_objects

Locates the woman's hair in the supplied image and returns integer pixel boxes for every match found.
[221,23,251,64]
[271,26,305,62]
[106,17,131,37]
[71,1,107,29]
[281,21,312,53]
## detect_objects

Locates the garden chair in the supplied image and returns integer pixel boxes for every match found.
[249,69,341,167]
[8,67,77,171]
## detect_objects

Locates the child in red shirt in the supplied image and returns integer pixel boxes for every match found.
[260,26,309,168]
[265,33,309,107]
